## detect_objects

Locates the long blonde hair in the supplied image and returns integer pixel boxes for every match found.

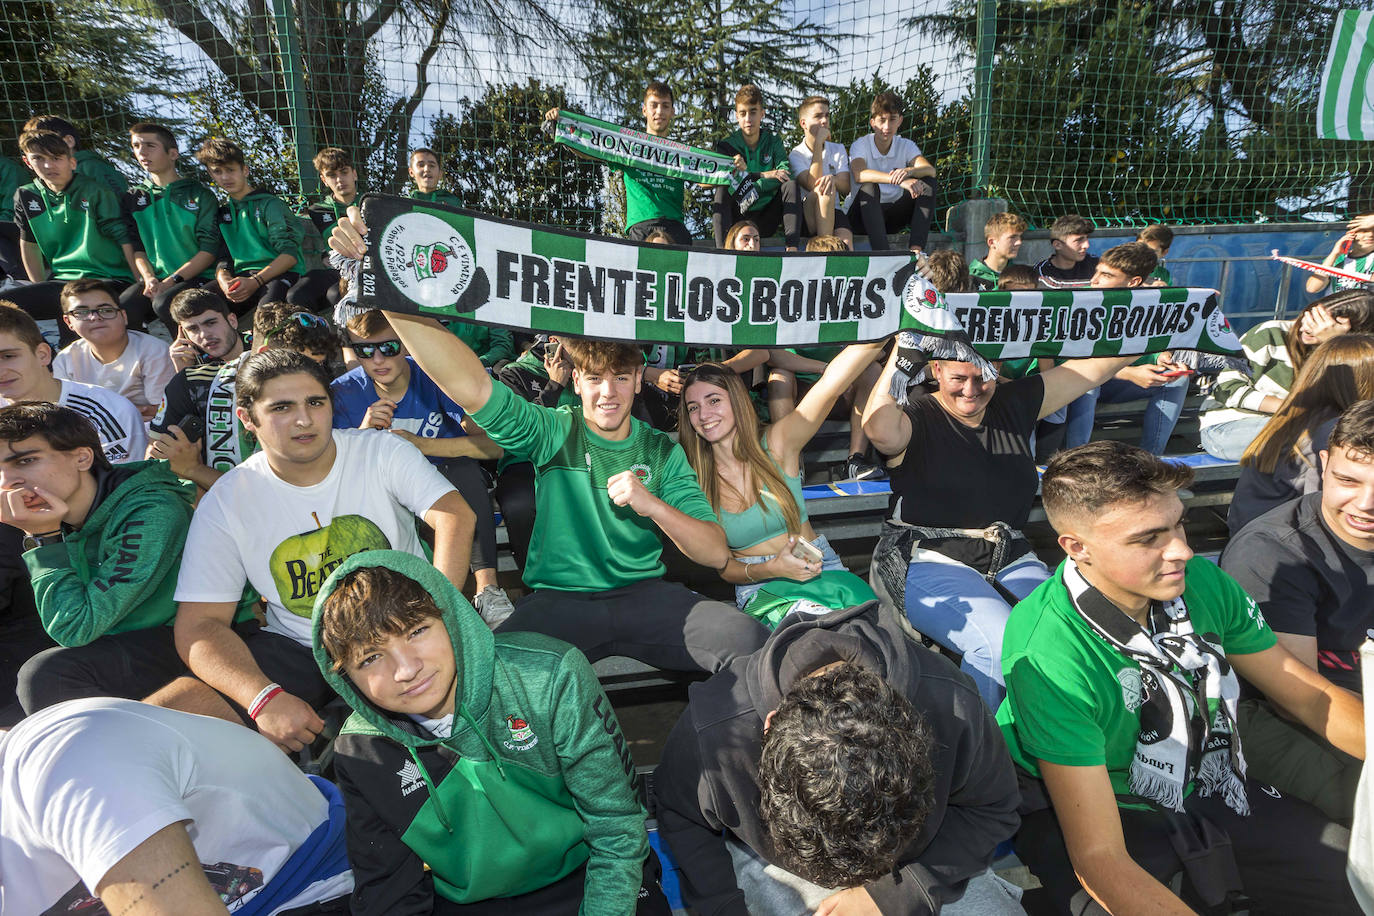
[677,363,803,535]
[1242,333,1374,473]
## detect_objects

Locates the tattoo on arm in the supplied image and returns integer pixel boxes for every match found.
[112,861,194,915]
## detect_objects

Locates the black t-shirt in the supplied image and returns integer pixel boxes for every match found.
[1220,492,1374,693]
[1036,253,1099,287]
[888,375,1044,529]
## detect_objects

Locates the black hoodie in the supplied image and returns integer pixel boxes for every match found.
[653,602,1019,915]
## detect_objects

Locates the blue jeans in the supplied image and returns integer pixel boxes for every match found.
[903,551,1051,708]
[1065,376,1189,455]
[726,838,1025,915]
[1200,414,1269,461]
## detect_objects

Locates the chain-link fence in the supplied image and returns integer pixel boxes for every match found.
[0,0,1367,233]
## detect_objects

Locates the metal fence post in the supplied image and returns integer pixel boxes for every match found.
[971,0,996,198]
[270,0,318,195]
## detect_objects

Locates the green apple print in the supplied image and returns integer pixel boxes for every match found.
[269,513,391,617]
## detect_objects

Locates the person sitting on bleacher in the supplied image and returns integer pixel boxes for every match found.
[654,601,1022,916]
[1228,334,1374,535]
[313,552,670,916]
[3,403,245,714]
[1220,397,1374,824]
[863,334,1138,707]
[1063,242,1193,456]
[1200,288,1374,460]
[677,346,883,628]
[145,348,475,753]
[0,697,352,915]
[1001,441,1364,915]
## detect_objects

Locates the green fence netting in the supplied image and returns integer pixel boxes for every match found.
[0,0,1368,235]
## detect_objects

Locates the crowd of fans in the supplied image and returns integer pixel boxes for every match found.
[0,79,1371,916]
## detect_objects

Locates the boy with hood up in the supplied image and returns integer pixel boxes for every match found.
[313,549,671,916]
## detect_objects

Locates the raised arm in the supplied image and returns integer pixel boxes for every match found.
[862,344,914,461]
[1038,356,1137,419]
[770,341,884,459]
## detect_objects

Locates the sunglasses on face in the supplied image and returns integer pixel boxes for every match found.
[262,312,332,345]
[66,306,123,321]
[353,339,403,359]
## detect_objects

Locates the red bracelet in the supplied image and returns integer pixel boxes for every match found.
[248,683,283,720]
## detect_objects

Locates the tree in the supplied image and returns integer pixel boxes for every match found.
[426,80,605,231]
[0,0,181,167]
[135,0,571,195]
[583,0,842,233]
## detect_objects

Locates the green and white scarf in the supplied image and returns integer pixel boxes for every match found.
[546,109,745,191]
[354,194,1244,366]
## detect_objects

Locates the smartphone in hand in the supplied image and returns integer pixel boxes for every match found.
[791,537,824,563]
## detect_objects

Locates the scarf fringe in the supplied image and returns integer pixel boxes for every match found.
[1170,349,1251,376]
[1197,748,1251,816]
[1130,767,1187,814]
[888,331,998,404]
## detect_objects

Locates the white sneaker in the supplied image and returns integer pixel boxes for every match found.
[473,585,515,629]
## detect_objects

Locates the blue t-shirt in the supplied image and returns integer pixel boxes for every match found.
[330,358,467,465]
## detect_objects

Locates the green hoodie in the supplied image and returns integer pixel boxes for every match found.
[0,158,24,225]
[126,177,221,278]
[312,551,649,915]
[14,172,134,281]
[446,320,515,367]
[75,149,129,196]
[410,188,463,208]
[24,460,254,647]
[216,187,304,275]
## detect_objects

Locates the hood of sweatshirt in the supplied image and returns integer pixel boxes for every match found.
[75,459,194,536]
[311,549,494,751]
[742,600,916,719]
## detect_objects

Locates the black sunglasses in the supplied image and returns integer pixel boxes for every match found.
[353,339,403,359]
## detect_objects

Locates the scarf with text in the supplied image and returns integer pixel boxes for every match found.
[1063,560,1249,815]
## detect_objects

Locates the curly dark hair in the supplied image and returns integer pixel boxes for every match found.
[758,663,935,888]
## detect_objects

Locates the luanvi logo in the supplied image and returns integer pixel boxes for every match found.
[398,759,425,796]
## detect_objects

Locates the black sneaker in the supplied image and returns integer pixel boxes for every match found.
[841,452,886,481]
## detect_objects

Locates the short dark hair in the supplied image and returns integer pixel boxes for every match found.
[344,309,393,339]
[1041,441,1194,532]
[196,137,245,169]
[0,402,111,472]
[23,115,79,144]
[129,122,178,152]
[169,287,232,324]
[798,95,829,119]
[19,130,70,159]
[1049,214,1094,241]
[235,348,333,419]
[560,338,643,376]
[1099,242,1158,282]
[1328,399,1374,460]
[252,301,339,357]
[735,84,763,108]
[313,147,352,172]
[319,565,445,670]
[927,250,972,293]
[409,147,439,166]
[1137,224,1174,248]
[758,664,935,888]
[871,91,904,118]
[59,279,118,313]
[998,264,1039,290]
[644,80,674,103]
[0,302,50,351]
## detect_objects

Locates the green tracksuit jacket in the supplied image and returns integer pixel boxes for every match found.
[446,320,515,367]
[75,149,129,196]
[216,187,304,275]
[312,551,650,915]
[0,158,24,224]
[14,172,134,280]
[126,177,221,279]
[307,192,362,244]
[411,189,463,208]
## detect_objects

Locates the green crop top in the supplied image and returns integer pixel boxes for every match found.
[718,446,809,550]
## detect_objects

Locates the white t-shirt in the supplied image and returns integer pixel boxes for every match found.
[52,330,176,412]
[788,139,850,207]
[176,428,454,645]
[6,379,148,465]
[0,698,353,916]
[848,134,923,205]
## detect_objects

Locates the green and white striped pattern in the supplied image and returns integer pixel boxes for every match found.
[550,109,740,188]
[359,194,1242,361]
[1319,10,1374,140]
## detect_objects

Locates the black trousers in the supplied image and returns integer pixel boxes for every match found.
[852,177,939,251]
[126,277,208,334]
[17,625,188,714]
[497,577,768,674]
[626,218,691,246]
[0,222,25,281]
[437,456,498,572]
[493,461,536,572]
[1016,778,1360,914]
[712,181,801,249]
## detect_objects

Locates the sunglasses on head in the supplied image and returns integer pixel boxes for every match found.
[353,339,403,359]
[262,312,332,345]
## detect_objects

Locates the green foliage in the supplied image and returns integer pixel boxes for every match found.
[0,0,181,168]
[426,80,605,231]
[584,0,842,233]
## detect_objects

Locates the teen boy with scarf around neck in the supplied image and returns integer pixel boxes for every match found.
[999,441,1364,915]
